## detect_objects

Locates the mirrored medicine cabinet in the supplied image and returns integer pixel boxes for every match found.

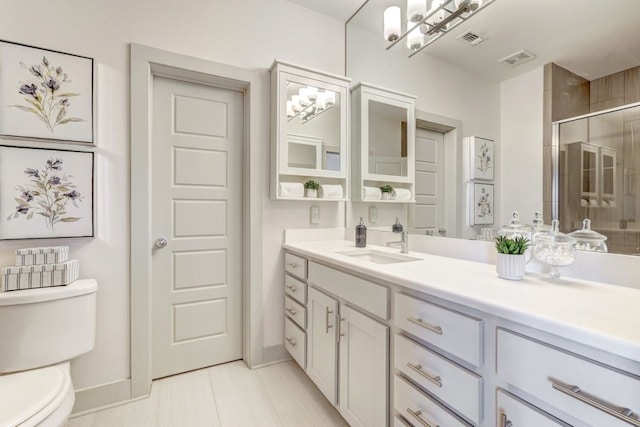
[270,61,351,201]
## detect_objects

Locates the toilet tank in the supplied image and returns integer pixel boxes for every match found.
[0,279,97,373]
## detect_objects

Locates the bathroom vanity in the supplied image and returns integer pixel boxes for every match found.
[281,239,640,427]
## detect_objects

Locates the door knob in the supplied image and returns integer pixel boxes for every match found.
[155,237,168,249]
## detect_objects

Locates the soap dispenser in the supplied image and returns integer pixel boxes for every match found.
[355,217,367,248]
[392,217,403,233]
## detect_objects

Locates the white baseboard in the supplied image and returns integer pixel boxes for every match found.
[71,378,134,416]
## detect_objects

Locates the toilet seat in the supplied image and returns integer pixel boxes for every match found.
[0,363,74,427]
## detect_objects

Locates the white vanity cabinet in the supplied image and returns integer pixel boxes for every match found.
[284,252,390,427]
[351,82,416,203]
[283,254,308,369]
[271,61,351,201]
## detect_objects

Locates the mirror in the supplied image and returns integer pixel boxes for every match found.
[285,81,342,172]
[368,100,408,177]
[346,0,640,249]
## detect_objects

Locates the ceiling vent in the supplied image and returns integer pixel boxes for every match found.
[499,50,536,67]
[456,30,484,46]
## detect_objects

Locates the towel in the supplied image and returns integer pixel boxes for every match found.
[362,186,382,200]
[279,182,304,198]
[319,184,343,199]
[393,188,412,201]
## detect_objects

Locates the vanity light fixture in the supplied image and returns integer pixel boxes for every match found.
[384,0,497,57]
[286,85,336,124]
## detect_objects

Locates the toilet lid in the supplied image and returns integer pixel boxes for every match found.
[0,366,66,427]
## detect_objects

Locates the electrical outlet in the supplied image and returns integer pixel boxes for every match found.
[369,206,377,223]
[310,206,320,224]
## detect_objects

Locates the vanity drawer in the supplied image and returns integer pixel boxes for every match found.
[395,293,482,367]
[284,295,306,329]
[308,261,389,319]
[284,317,306,369]
[394,375,468,427]
[284,274,307,304]
[284,252,307,280]
[497,389,566,427]
[497,329,640,427]
[395,334,481,424]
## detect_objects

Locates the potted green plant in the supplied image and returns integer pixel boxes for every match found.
[304,180,320,198]
[379,184,394,200]
[495,235,530,280]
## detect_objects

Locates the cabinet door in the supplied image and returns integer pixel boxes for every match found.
[497,389,567,426]
[339,305,389,427]
[307,287,339,404]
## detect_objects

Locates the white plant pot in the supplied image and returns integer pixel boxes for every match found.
[496,253,526,280]
[382,192,391,200]
[305,188,318,198]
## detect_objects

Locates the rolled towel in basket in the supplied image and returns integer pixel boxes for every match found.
[319,184,343,199]
[362,186,382,200]
[393,188,412,201]
[279,182,304,198]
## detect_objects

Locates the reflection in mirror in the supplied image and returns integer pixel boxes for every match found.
[368,100,408,177]
[555,103,640,255]
[285,81,341,172]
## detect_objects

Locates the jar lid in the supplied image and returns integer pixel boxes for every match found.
[568,219,608,243]
[499,211,532,238]
[535,219,576,245]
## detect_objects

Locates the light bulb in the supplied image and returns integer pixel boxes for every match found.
[383,6,401,42]
[407,27,423,51]
[315,92,326,111]
[291,95,302,113]
[407,0,426,23]
[454,0,481,11]
[324,91,336,107]
[298,87,310,107]
[306,86,318,102]
[286,100,294,118]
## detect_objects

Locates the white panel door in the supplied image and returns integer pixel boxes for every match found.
[412,128,444,235]
[151,76,243,379]
[338,305,389,427]
[307,287,338,404]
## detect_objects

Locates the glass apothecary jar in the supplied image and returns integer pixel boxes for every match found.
[533,219,577,280]
[568,219,608,252]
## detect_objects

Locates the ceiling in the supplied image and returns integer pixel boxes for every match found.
[287,0,640,82]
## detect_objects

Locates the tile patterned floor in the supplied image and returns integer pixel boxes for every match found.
[65,361,348,427]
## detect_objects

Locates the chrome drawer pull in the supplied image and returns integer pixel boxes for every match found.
[500,413,513,427]
[326,307,334,333]
[285,307,297,316]
[286,262,299,269]
[285,337,297,347]
[285,284,298,292]
[407,317,443,335]
[407,362,442,387]
[552,381,640,426]
[406,408,438,427]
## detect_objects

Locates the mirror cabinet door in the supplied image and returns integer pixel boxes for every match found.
[271,61,351,200]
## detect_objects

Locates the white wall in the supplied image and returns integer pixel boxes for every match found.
[499,67,544,222]
[0,0,345,392]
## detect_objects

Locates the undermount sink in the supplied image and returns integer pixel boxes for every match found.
[337,249,423,265]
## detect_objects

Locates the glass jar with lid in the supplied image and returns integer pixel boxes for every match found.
[568,219,608,252]
[533,219,577,280]
[499,211,533,261]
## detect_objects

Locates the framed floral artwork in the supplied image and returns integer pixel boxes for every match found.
[0,145,94,240]
[467,136,494,181]
[470,182,494,225]
[0,40,94,143]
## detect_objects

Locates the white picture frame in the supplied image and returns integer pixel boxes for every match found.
[0,40,94,144]
[0,145,94,239]
[467,136,494,181]
[470,182,494,225]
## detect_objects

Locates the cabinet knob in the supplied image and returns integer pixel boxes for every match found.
[154,237,168,249]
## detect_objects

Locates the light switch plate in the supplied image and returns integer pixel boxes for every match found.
[369,206,377,223]
[310,206,320,224]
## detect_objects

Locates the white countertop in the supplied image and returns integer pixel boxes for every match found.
[283,240,640,362]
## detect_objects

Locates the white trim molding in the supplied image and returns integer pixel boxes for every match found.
[129,43,266,398]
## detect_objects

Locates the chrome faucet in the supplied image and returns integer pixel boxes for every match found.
[387,231,409,254]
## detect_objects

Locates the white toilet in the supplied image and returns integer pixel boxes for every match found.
[0,279,98,427]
